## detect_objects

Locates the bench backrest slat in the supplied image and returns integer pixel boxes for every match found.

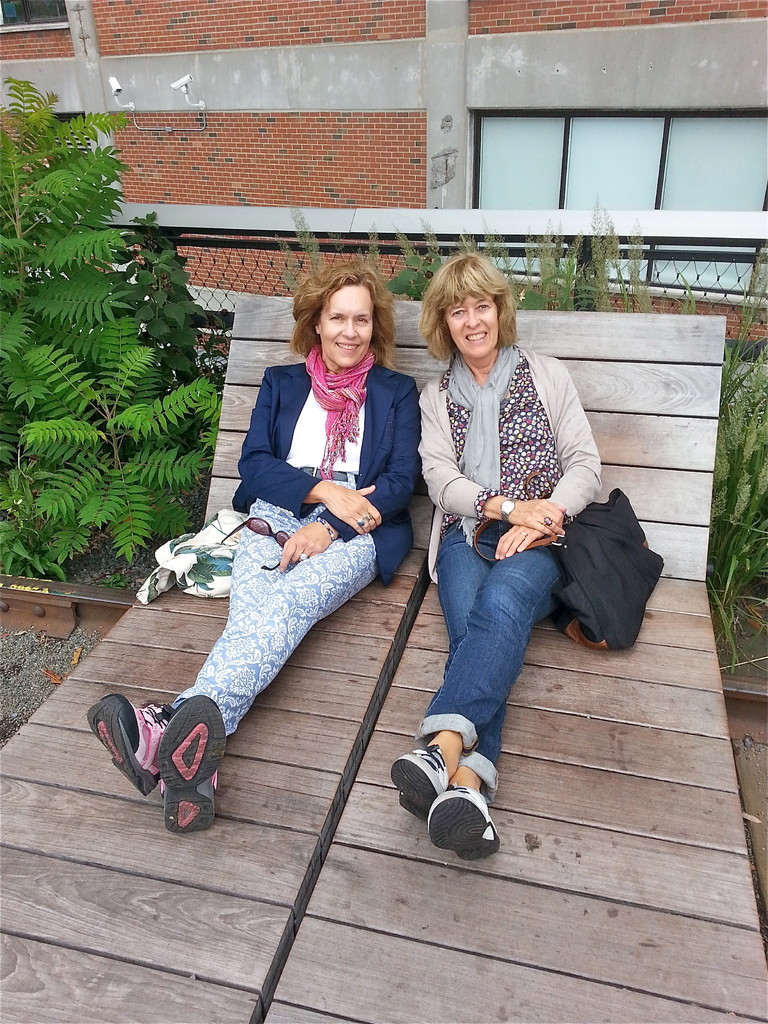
[210,297,725,584]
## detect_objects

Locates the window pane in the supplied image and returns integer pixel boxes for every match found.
[0,1,25,25]
[565,117,664,210]
[1,0,67,23]
[479,117,564,209]
[663,118,768,211]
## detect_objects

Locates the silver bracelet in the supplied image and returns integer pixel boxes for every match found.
[318,517,337,541]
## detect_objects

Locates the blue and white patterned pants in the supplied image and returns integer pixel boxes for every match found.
[175,490,377,734]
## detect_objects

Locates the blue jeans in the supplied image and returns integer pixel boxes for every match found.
[417,521,560,800]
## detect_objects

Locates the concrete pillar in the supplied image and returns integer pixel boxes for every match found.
[424,0,469,209]
[65,0,109,112]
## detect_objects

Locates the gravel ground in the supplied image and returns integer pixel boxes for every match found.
[0,479,209,748]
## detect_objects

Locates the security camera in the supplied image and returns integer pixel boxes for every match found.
[170,74,194,91]
[108,77,122,96]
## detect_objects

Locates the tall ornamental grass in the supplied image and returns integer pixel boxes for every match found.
[707,340,768,670]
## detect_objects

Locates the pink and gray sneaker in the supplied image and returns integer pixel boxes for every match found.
[87,694,173,796]
[157,695,226,835]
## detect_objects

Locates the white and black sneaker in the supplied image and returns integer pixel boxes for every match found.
[390,744,449,820]
[427,785,500,860]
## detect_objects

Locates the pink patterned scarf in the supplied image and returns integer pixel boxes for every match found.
[305,344,374,479]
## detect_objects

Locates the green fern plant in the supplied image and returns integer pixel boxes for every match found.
[1,78,222,578]
[2,319,219,576]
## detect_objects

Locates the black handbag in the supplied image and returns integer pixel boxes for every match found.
[550,488,664,650]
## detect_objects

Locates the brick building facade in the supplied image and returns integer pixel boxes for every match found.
[2,0,765,216]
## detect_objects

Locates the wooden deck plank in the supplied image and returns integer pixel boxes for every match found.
[418,575,714,618]
[397,631,724,690]
[2,777,317,908]
[103,604,397,651]
[145,565,422,619]
[36,650,382,726]
[388,656,729,737]
[375,684,737,790]
[26,678,367,778]
[358,731,749,852]
[332,784,758,927]
[1,933,260,1024]
[301,844,768,1018]
[410,604,717,655]
[0,848,290,993]
[0,724,341,835]
[269,916,749,1024]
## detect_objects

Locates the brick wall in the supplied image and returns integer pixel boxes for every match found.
[92,0,425,56]
[118,111,426,207]
[470,0,767,33]
[0,27,73,59]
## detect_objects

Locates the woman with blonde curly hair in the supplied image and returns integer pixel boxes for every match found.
[88,259,421,835]
[392,252,601,860]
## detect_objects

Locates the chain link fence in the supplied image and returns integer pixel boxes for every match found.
[151,227,766,344]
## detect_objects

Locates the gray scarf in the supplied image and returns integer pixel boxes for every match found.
[447,344,520,541]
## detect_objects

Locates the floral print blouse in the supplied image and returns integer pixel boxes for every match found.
[439,354,561,535]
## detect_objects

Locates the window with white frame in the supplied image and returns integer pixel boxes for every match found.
[476,113,768,212]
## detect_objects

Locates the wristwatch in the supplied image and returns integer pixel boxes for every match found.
[500,498,516,524]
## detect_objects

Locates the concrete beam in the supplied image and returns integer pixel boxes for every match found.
[113,202,768,243]
[467,19,767,111]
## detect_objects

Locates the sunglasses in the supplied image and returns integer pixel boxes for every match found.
[220,516,292,570]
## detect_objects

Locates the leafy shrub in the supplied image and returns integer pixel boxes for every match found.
[0,78,221,579]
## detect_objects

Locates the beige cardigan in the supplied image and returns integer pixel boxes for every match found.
[419,349,602,580]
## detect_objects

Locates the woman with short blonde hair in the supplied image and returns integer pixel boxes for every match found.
[392,252,600,860]
[419,251,517,361]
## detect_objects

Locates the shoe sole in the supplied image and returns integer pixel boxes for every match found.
[390,758,440,821]
[428,795,500,861]
[87,694,158,797]
[158,695,226,835]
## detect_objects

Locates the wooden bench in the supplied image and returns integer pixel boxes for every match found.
[2,298,766,1023]
[0,297,431,1023]
[268,308,768,1022]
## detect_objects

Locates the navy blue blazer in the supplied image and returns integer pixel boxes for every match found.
[232,362,421,585]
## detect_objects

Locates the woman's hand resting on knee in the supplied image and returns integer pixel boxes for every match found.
[305,480,382,535]
[278,522,336,572]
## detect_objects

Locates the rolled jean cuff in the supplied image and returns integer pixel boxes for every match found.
[416,713,477,754]
[458,751,498,803]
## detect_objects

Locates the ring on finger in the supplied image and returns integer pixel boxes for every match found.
[356,518,365,528]
[299,552,308,561]
[544,516,553,526]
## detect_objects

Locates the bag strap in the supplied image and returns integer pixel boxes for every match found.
[472,470,557,561]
